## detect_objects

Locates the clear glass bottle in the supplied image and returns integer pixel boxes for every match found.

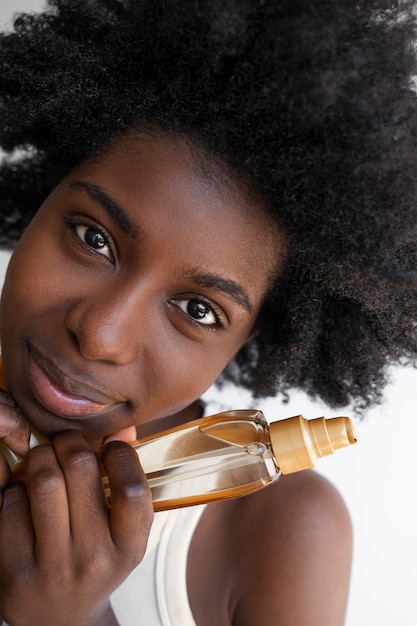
[0,409,357,511]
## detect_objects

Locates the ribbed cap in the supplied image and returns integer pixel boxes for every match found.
[269,415,357,474]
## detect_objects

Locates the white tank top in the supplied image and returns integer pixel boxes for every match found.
[110,504,206,626]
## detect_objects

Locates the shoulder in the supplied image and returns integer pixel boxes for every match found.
[242,468,353,542]
[229,470,353,589]
[233,471,353,625]
[189,471,353,626]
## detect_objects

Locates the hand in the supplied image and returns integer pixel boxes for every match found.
[0,389,30,499]
[0,431,153,626]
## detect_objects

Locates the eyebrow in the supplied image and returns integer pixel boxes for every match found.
[70,180,139,238]
[187,271,254,314]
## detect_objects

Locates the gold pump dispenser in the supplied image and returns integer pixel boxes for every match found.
[0,409,357,511]
[269,414,357,474]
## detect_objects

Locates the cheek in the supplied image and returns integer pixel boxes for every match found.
[150,333,247,408]
[2,249,53,321]
[0,234,73,349]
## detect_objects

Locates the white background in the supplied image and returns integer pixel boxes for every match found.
[1,2,417,624]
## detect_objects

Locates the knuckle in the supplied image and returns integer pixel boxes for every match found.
[2,482,26,506]
[25,445,63,494]
[117,477,151,505]
[123,544,147,570]
[76,549,111,580]
[0,389,17,409]
[0,400,23,428]
[28,465,64,497]
[54,432,97,475]
[64,446,96,473]
[114,527,149,569]
[0,409,27,444]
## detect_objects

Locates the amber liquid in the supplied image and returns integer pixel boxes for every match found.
[103,410,281,511]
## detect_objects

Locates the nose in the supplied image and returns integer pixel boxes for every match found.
[65,284,148,365]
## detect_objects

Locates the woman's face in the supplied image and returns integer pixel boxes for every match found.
[0,132,284,449]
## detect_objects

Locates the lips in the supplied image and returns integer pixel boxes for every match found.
[28,347,119,418]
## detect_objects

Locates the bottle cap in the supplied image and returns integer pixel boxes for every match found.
[269,415,357,474]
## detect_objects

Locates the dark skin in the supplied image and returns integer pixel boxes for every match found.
[0,131,351,625]
[188,473,352,625]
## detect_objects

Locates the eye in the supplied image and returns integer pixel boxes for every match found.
[172,298,222,328]
[75,224,112,260]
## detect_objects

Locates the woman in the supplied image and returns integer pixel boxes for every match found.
[0,1,416,624]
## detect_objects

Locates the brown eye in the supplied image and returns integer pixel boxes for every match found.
[75,224,112,259]
[173,299,218,326]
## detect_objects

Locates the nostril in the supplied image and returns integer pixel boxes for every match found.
[68,328,81,352]
[65,306,139,365]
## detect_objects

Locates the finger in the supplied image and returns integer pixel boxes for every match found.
[0,390,30,456]
[52,431,109,543]
[25,444,71,563]
[101,441,153,561]
[0,482,34,573]
[0,453,11,491]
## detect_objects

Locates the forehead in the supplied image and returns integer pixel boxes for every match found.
[69,131,285,297]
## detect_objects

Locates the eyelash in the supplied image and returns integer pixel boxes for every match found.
[170,297,226,331]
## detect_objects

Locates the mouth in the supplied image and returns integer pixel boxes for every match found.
[28,346,121,419]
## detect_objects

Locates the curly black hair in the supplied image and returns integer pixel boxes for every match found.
[0,0,416,411]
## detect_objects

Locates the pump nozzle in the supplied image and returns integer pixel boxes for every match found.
[269,415,357,474]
